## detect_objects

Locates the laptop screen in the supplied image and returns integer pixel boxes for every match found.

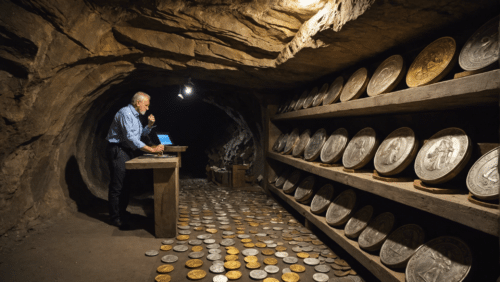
[157,133,173,145]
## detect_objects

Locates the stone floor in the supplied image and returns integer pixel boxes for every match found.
[0,179,370,282]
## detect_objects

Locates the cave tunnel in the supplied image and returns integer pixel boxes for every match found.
[1,0,500,281]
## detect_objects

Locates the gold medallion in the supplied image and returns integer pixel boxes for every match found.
[407,37,456,88]
[160,245,172,251]
[194,227,203,231]
[187,269,206,280]
[263,257,278,265]
[261,249,275,256]
[155,274,171,282]
[290,264,306,273]
[225,255,239,261]
[157,264,174,273]
[206,228,218,234]
[282,272,300,282]
[297,252,309,259]
[244,243,255,248]
[223,235,236,239]
[264,278,280,282]
[227,248,240,255]
[276,246,287,252]
[255,242,267,248]
[226,270,243,280]
[177,235,189,241]
[244,256,259,263]
[191,246,203,252]
[241,239,252,243]
[186,259,204,268]
[246,261,261,269]
[224,260,242,270]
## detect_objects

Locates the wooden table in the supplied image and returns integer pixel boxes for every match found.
[125,156,179,238]
[162,146,188,167]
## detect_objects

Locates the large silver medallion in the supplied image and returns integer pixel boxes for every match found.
[320,128,349,164]
[406,236,472,282]
[294,175,316,203]
[340,68,369,102]
[275,170,291,188]
[344,205,373,239]
[367,55,405,97]
[284,128,300,155]
[303,87,318,109]
[283,170,302,194]
[310,184,334,214]
[342,127,378,170]
[323,77,344,105]
[277,133,289,153]
[292,129,311,158]
[325,189,356,226]
[380,224,425,268]
[294,90,309,111]
[374,127,418,176]
[466,146,499,200]
[459,16,499,71]
[272,133,284,152]
[250,270,268,279]
[287,95,299,113]
[312,83,329,107]
[414,128,471,185]
[304,128,328,161]
[358,212,395,251]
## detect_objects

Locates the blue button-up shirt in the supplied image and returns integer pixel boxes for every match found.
[106,104,153,150]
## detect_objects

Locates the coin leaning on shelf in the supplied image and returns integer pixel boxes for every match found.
[374,127,419,176]
[466,146,500,200]
[344,205,373,239]
[310,184,334,214]
[367,54,406,96]
[380,224,425,268]
[358,212,395,251]
[320,128,349,164]
[294,175,316,203]
[292,129,311,158]
[342,127,379,170]
[459,16,499,71]
[325,189,357,226]
[340,67,370,102]
[304,128,327,162]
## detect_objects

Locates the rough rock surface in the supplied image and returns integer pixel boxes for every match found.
[0,0,497,234]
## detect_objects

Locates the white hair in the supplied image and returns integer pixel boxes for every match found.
[131,92,150,105]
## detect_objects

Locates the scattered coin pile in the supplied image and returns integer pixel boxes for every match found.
[146,179,365,282]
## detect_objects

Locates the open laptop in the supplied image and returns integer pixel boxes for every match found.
[157,132,173,146]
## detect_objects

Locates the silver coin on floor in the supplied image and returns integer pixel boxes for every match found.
[265,265,280,274]
[213,274,228,282]
[210,264,225,274]
[176,241,187,245]
[178,226,190,230]
[204,239,216,244]
[173,245,188,252]
[220,239,235,246]
[145,250,159,257]
[212,260,224,265]
[304,258,320,265]
[209,249,222,254]
[325,258,335,263]
[275,252,288,258]
[161,255,178,263]
[188,251,205,259]
[207,253,222,261]
[256,233,267,237]
[178,230,191,235]
[162,239,175,245]
[238,234,250,239]
[268,243,277,248]
[197,234,212,239]
[189,239,203,245]
[283,268,292,273]
[283,256,298,264]
[242,248,259,256]
[302,246,314,252]
[289,241,298,245]
[315,264,330,273]
[223,231,235,235]
[250,270,267,279]
[313,273,329,282]
[207,244,221,249]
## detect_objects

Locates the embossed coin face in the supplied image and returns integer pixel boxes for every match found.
[174,245,189,252]
[292,129,311,158]
[304,128,328,161]
[265,265,280,273]
[358,212,395,251]
[406,236,472,282]
[275,251,289,258]
[277,133,289,152]
[246,261,261,269]
[161,255,179,263]
[210,264,225,273]
[380,224,425,268]
[320,128,349,164]
[186,259,204,268]
[272,133,285,152]
[312,83,330,107]
[187,269,207,280]
[250,270,268,279]
[303,87,318,109]
[224,260,242,270]
[310,184,334,214]
[325,189,356,226]
[197,234,212,240]
[459,16,499,71]
[283,256,298,264]
[263,278,280,282]
[315,264,330,273]
[407,37,456,88]
[415,128,471,184]
[213,274,228,282]
[340,68,369,102]
[189,239,203,245]
[157,264,174,274]
[283,169,302,194]
[162,239,175,245]
[294,90,309,111]
[290,264,306,272]
[294,175,316,202]
[275,170,291,188]
[155,274,171,282]
[145,250,159,257]
[284,128,301,155]
[367,55,405,96]
[189,251,205,259]
[207,253,222,261]
[226,270,242,280]
[282,272,300,282]
[304,258,320,265]
[342,127,378,170]
[466,146,500,200]
[220,239,235,246]
[242,248,259,256]
[244,255,258,263]
[264,257,278,265]
[323,77,344,105]
[313,273,329,282]
[344,205,373,239]
[374,127,418,176]
[209,249,222,254]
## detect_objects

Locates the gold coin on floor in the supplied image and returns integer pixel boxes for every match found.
[275,246,287,252]
[223,235,236,239]
[226,270,243,280]
[249,222,259,227]
[249,230,258,234]
[178,222,189,226]
[244,243,255,248]
[241,239,252,243]
[290,264,306,273]
[194,227,203,231]
[263,278,280,282]
[349,269,357,275]
[236,227,245,231]
[334,259,349,267]
[334,270,350,277]
[227,248,240,255]
[185,259,203,268]
[282,272,300,282]
[191,246,203,252]
[155,274,171,282]
[177,235,189,241]
[244,256,258,263]
[255,242,267,248]
[178,218,189,222]
[206,228,218,234]
[263,257,278,265]
[187,269,206,280]
[157,264,174,273]
[309,252,319,258]
[236,231,245,234]
[261,249,275,256]
[246,261,261,269]
[225,255,239,261]
[160,245,172,251]
[224,260,242,270]
[297,252,309,259]
[312,240,323,245]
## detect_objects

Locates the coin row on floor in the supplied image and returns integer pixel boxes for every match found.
[277,16,498,112]
[271,172,473,282]
[272,126,499,200]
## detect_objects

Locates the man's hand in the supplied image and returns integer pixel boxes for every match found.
[148,114,155,128]
[151,144,164,153]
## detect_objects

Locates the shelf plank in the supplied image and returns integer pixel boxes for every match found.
[267,152,498,236]
[273,69,500,120]
[268,185,405,282]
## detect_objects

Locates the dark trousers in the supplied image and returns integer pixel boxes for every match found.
[106,143,134,222]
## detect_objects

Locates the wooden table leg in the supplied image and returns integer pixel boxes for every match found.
[153,167,179,238]
[178,152,182,167]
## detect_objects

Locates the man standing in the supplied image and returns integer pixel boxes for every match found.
[105,92,164,229]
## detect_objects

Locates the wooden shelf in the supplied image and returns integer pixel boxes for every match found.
[272,70,500,120]
[268,184,405,282]
[267,152,498,236]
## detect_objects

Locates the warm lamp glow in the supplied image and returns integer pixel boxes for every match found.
[298,0,320,7]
